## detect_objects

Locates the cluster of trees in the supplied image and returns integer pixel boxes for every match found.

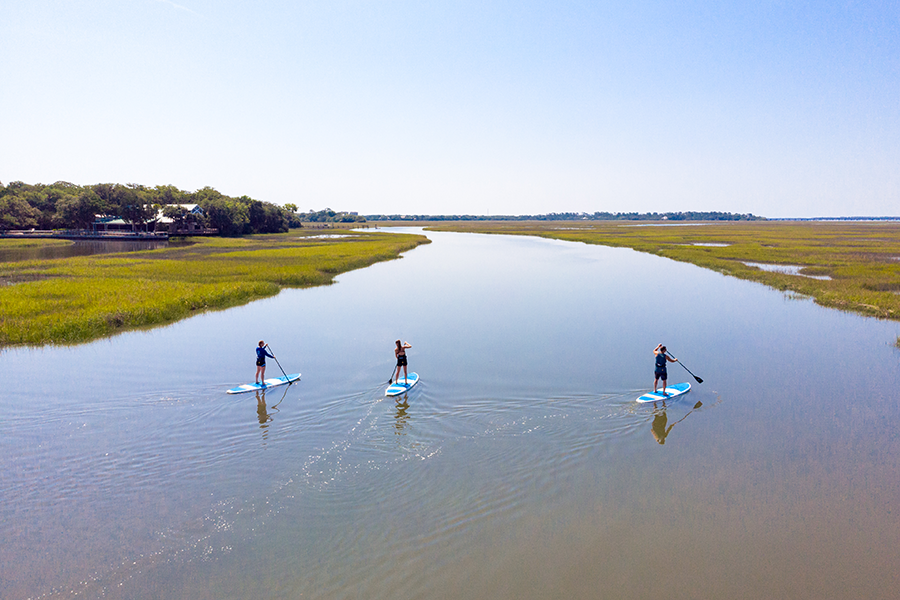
[289,207,366,223]
[365,211,764,221]
[0,181,296,235]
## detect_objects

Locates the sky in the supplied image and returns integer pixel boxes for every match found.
[1,1,898,218]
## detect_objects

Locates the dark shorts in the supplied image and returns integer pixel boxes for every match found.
[655,367,667,379]
[397,355,408,367]
[256,358,266,367]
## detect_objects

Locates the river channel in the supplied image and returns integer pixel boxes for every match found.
[1,228,899,599]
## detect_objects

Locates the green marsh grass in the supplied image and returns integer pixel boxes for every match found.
[0,238,74,248]
[429,221,900,321]
[0,231,427,346]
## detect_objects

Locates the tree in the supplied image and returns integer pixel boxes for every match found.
[200,197,249,236]
[54,190,105,229]
[162,204,190,230]
[151,184,188,205]
[0,194,42,229]
[116,185,155,230]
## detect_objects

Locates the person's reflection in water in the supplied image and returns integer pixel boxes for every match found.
[256,390,273,427]
[394,395,410,436]
[651,400,703,445]
[651,408,674,445]
[255,386,289,445]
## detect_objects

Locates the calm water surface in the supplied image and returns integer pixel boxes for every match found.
[0,239,183,262]
[2,229,899,599]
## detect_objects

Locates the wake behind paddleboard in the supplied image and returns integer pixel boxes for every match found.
[227,373,300,394]
[636,381,690,403]
[386,372,419,397]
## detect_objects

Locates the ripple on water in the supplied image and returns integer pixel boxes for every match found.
[4,375,711,599]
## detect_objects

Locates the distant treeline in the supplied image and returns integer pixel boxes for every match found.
[366,211,764,222]
[1,180,763,235]
[769,216,900,222]
[299,208,366,223]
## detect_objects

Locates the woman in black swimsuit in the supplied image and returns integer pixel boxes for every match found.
[392,340,412,384]
[653,343,678,394]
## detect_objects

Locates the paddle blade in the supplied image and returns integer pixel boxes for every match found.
[693,401,703,409]
[694,376,704,383]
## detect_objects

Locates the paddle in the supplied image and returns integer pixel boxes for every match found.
[265,344,291,383]
[666,352,703,384]
[270,383,290,409]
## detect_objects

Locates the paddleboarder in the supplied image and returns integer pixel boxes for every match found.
[256,340,275,384]
[392,340,412,384]
[653,343,678,394]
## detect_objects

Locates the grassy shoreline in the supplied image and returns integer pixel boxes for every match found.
[428,220,900,324]
[0,231,428,347]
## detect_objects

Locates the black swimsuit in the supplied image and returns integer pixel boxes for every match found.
[655,352,667,377]
[396,352,407,367]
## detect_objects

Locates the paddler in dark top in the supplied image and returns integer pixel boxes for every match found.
[256,340,275,385]
[392,340,412,384]
[653,343,678,395]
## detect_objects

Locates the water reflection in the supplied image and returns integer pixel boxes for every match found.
[0,239,191,262]
[255,386,290,441]
[256,390,274,426]
[393,396,411,436]
[650,400,703,445]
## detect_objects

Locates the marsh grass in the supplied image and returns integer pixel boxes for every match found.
[429,221,900,321]
[0,238,74,248]
[0,231,427,346]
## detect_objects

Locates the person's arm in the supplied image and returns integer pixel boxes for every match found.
[403,342,412,349]
[667,354,678,363]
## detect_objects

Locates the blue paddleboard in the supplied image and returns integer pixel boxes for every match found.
[227,373,300,394]
[386,372,419,397]
[636,381,690,403]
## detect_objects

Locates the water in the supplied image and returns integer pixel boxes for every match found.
[0,239,186,262]
[1,229,899,599]
[744,261,833,280]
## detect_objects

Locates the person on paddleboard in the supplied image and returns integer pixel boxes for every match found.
[256,341,275,384]
[653,344,678,394]
[392,340,412,384]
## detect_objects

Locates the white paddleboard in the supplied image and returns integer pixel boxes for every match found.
[386,372,419,397]
[227,373,300,394]
[637,381,690,403]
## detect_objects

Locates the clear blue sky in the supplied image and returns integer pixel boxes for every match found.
[1,1,897,217]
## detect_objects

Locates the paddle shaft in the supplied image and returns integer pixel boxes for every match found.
[666,352,703,384]
[265,344,290,381]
